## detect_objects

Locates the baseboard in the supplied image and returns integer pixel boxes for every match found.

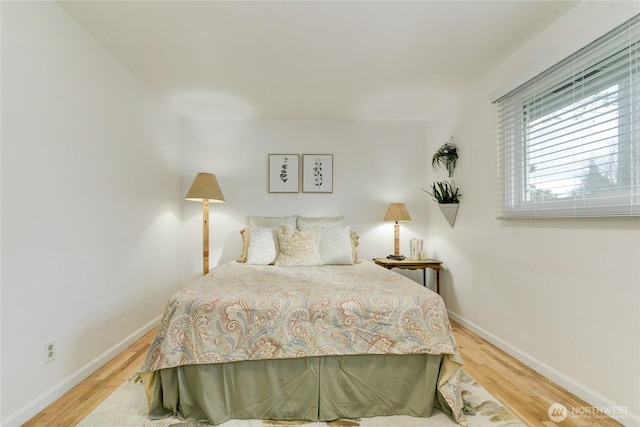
[2,315,161,427]
[448,311,640,427]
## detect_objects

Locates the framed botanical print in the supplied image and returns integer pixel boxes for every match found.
[268,154,299,193]
[303,154,333,193]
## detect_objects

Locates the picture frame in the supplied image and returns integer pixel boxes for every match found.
[268,154,299,193]
[303,154,333,193]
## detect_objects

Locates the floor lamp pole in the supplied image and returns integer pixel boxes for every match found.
[202,199,209,275]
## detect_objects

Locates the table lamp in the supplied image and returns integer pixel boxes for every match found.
[383,203,412,258]
[186,173,225,275]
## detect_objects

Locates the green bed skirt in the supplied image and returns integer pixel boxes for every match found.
[143,353,448,425]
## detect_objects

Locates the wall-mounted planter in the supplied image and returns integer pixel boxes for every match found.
[426,138,461,227]
[438,203,459,228]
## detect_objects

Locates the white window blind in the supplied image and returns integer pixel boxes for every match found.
[496,14,640,219]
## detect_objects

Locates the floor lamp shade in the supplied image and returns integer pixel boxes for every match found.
[186,173,225,276]
[384,203,412,257]
[186,173,225,203]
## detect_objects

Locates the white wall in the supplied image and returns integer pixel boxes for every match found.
[425,2,639,424]
[180,119,431,285]
[1,2,183,425]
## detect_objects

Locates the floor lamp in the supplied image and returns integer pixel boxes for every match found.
[383,203,412,258]
[186,173,225,275]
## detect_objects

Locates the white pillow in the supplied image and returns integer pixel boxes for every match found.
[246,227,279,265]
[274,226,322,267]
[296,215,343,230]
[248,215,297,228]
[319,224,354,265]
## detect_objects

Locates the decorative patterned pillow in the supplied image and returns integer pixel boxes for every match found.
[248,215,297,228]
[274,226,322,267]
[246,227,279,265]
[319,223,354,265]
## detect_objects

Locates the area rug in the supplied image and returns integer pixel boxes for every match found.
[77,369,524,427]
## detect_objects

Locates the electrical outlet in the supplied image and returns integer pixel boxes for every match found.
[45,340,56,364]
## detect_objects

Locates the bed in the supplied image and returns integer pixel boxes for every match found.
[139,216,466,426]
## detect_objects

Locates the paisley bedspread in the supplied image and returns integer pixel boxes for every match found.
[140,260,465,423]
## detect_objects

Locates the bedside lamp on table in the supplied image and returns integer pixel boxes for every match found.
[383,203,412,258]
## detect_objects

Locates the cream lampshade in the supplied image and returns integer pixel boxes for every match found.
[383,203,412,257]
[186,173,225,275]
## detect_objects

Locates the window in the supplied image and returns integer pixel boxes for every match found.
[496,14,640,218]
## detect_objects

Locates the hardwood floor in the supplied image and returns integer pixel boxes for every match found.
[23,322,622,427]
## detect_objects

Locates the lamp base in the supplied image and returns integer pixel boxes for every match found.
[387,255,406,260]
[393,223,401,256]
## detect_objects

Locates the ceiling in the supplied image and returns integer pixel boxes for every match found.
[58,1,578,121]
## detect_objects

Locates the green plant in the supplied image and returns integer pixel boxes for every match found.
[423,181,461,204]
[432,137,458,178]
